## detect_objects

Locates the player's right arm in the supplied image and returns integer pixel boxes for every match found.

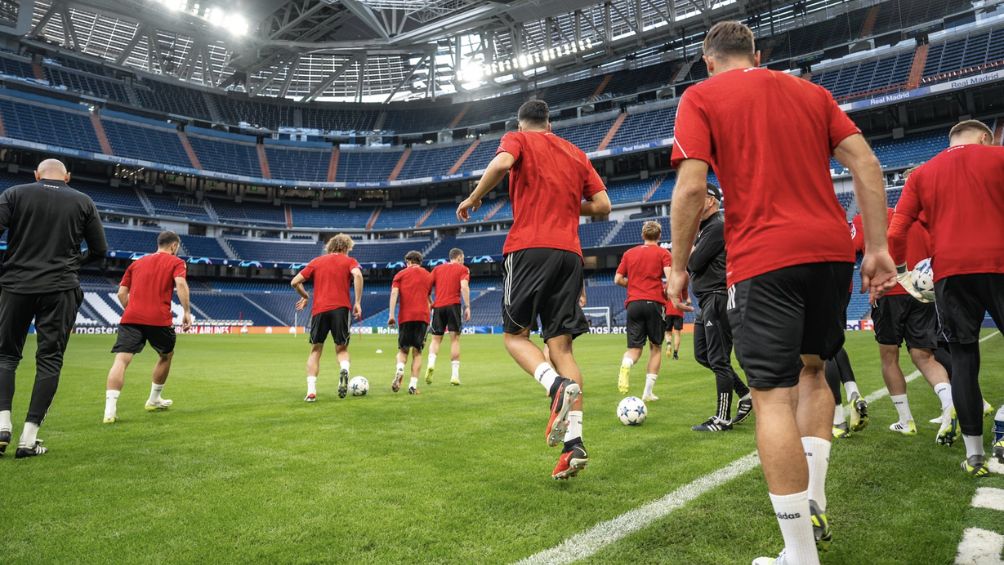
[460,278,472,322]
[614,254,628,288]
[117,285,129,309]
[351,267,364,320]
[174,276,193,331]
[580,190,611,217]
[387,287,399,327]
[82,199,108,265]
[290,272,309,311]
[833,133,897,301]
[458,152,515,221]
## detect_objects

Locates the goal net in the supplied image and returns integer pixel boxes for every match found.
[582,306,611,330]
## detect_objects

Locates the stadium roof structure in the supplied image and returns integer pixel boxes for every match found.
[16,0,875,103]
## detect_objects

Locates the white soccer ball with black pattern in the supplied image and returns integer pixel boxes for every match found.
[911,258,935,294]
[349,376,369,396]
[617,396,647,426]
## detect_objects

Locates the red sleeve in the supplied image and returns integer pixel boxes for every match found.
[392,271,402,289]
[120,263,133,287]
[662,249,671,268]
[888,176,923,264]
[670,90,713,169]
[299,259,315,281]
[616,253,629,276]
[826,92,861,151]
[582,159,605,199]
[462,267,470,281]
[349,258,361,271]
[850,215,864,254]
[497,132,522,162]
[172,258,187,279]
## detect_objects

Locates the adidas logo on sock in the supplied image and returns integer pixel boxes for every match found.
[775,512,802,520]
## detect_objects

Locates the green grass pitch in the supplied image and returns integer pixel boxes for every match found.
[1,330,1002,564]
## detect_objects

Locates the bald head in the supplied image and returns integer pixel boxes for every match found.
[35,159,69,182]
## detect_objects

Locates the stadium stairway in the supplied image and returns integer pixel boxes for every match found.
[89,113,114,155]
[448,104,470,129]
[482,200,507,221]
[415,205,436,228]
[203,199,220,222]
[907,44,930,89]
[134,189,156,216]
[0,108,6,137]
[599,222,625,247]
[256,144,272,179]
[326,147,340,182]
[592,74,612,98]
[366,208,381,231]
[177,130,203,170]
[448,139,480,175]
[597,113,627,152]
[216,236,239,260]
[642,175,667,202]
[388,148,411,182]
[859,5,880,38]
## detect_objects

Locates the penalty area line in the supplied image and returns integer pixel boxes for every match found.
[516,330,1002,565]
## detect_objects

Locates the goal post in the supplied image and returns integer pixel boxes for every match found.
[582,306,611,330]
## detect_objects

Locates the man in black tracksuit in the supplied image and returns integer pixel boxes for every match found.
[0,159,107,459]
[688,184,752,432]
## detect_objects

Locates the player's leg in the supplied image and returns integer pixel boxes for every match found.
[875,298,916,434]
[407,323,427,394]
[144,326,177,412]
[333,308,352,398]
[409,347,423,394]
[426,309,444,384]
[18,289,80,458]
[620,301,646,394]
[449,328,462,386]
[665,324,674,359]
[797,355,836,552]
[393,324,408,392]
[0,291,37,454]
[694,295,740,431]
[642,341,662,402]
[824,357,848,438]
[673,327,682,359]
[103,353,134,423]
[305,343,323,401]
[832,348,867,432]
[546,334,588,479]
[335,344,350,398]
[904,300,955,443]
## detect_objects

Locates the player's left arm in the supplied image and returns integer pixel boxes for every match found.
[290,273,310,311]
[460,279,472,321]
[668,158,707,312]
[174,277,192,331]
[580,190,611,217]
[458,152,515,221]
[388,287,399,327]
[351,267,364,320]
[116,285,129,309]
[579,285,587,308]
[614,272,628,287]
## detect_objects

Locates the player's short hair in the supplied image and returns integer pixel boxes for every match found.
[703,21,756,61]
[449,248,464,260]
[641,220,662,241]
[325,233,354,254]
[517,99,549,126]
[157,231,180,248]
[949,119,993,141]
[902,165,921,180]
[405,250,423,264]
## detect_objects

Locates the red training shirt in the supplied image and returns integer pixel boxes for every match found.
[431,262,470,308]
[616,243,671,306]
[852,208,931,297]
[392,264,433,324]
[119,252,186,327]
[299,253,361,316]
[670,68,858,286]
[496,131,606,256]
[889,144,1004,281]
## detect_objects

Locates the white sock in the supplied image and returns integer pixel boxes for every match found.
[802,436,831,512]
[534,362,558,392]
[643,373,657,398]
[843,381,860,399]
[890,394,913,423]
[833,405,846,426]
[933,382,953,411]
[451,360,460,379]
[105,390,120,419]
[564,410,583,443]
[0,409,11,432]
[427,353,437,368]
[18,422,39,447]
[621,355,634,369]
[307,376,317,395]
[395,362,405,375]
[739,392,751,402]
[339,360,350,373]
[769,491,819,565]
[409,377,418,389]
[149,383,164,404]
[963,434,985,458]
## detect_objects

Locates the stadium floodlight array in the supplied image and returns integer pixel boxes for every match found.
[457,38,598,82]
[151,0,248,36]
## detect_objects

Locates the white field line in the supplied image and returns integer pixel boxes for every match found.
[955,529,1004,565]
[516,331,1002,565]
[971,488,1004,513]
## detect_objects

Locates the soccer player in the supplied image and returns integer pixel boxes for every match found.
[615,220,671,401]
[667,22,896,564]
[688,183,752,432]
[425,248,471,386]
[103,231,193,423]
[457,99,611,480]
[291,234,363,402]
[388,251,433,395]
[0,159,107,459]
[888,119,1004,477]
[851,208,955,442]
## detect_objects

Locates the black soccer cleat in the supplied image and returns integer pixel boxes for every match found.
[0,429,10,455]
[338,369,349,399]
[810,500,832,552]
[733,397,753,425]
[672,350,679,360]
[692,417,732,432]
[15,440,47,459]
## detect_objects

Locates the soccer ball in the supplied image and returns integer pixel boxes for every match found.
[348,376,369,396]
[911,258,935,293]
[617,396,647,426]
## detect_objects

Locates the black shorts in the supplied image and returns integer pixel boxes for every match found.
[502,248,588,342]
[627,301,665,348]
[935,273,1004,345]
[398,321,428,351]
[665,315,684,331]
[310,308,351,346]
[871,294,937,350]
[728,262,853,389]
[430,304,462,335]
[112,324,176,355]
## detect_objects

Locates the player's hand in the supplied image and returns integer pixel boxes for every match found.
[182,312,193,332]
[464,306,471,322]
[456,197,481,222]
[894,264,934,303]
[387,316,396,328]
[667,269,694,312]
[295,297,308,311]
[579,294,587,308]
[353,303,363,320]
[860,250,898,303]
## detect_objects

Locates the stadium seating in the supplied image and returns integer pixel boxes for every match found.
[352,239,433,264]
[811,52,914,100]
[923,28,1004,81]
[579,221,617,248]
[145,192,212,221]
[607,217,670,247]
[181,234,228,258]
[102,116,193,168]
[291,206,373,229]
[336,149,404,183]
[371,207,423,230]
[213,94,295,130]
[553,118,616,152]
[0,55,34,79]
[610,105,676,148]
[135,80,212,120]
[301,106,378,133]
[43,65,129,102]
[397,143,470,179]
[211,198,287,226]
[264,140,331,182]
[104,227,162,254]
[227,239,322,264]
[75,181,147,215]
[187,128,261,178]
[0,95,102,153]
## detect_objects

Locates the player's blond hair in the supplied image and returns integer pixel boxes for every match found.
[326,233,355,254]
[642,220,662,242]
[703,21,756,61]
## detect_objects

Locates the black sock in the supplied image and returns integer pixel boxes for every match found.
[562,437,583,453]
[548,377,564,399]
